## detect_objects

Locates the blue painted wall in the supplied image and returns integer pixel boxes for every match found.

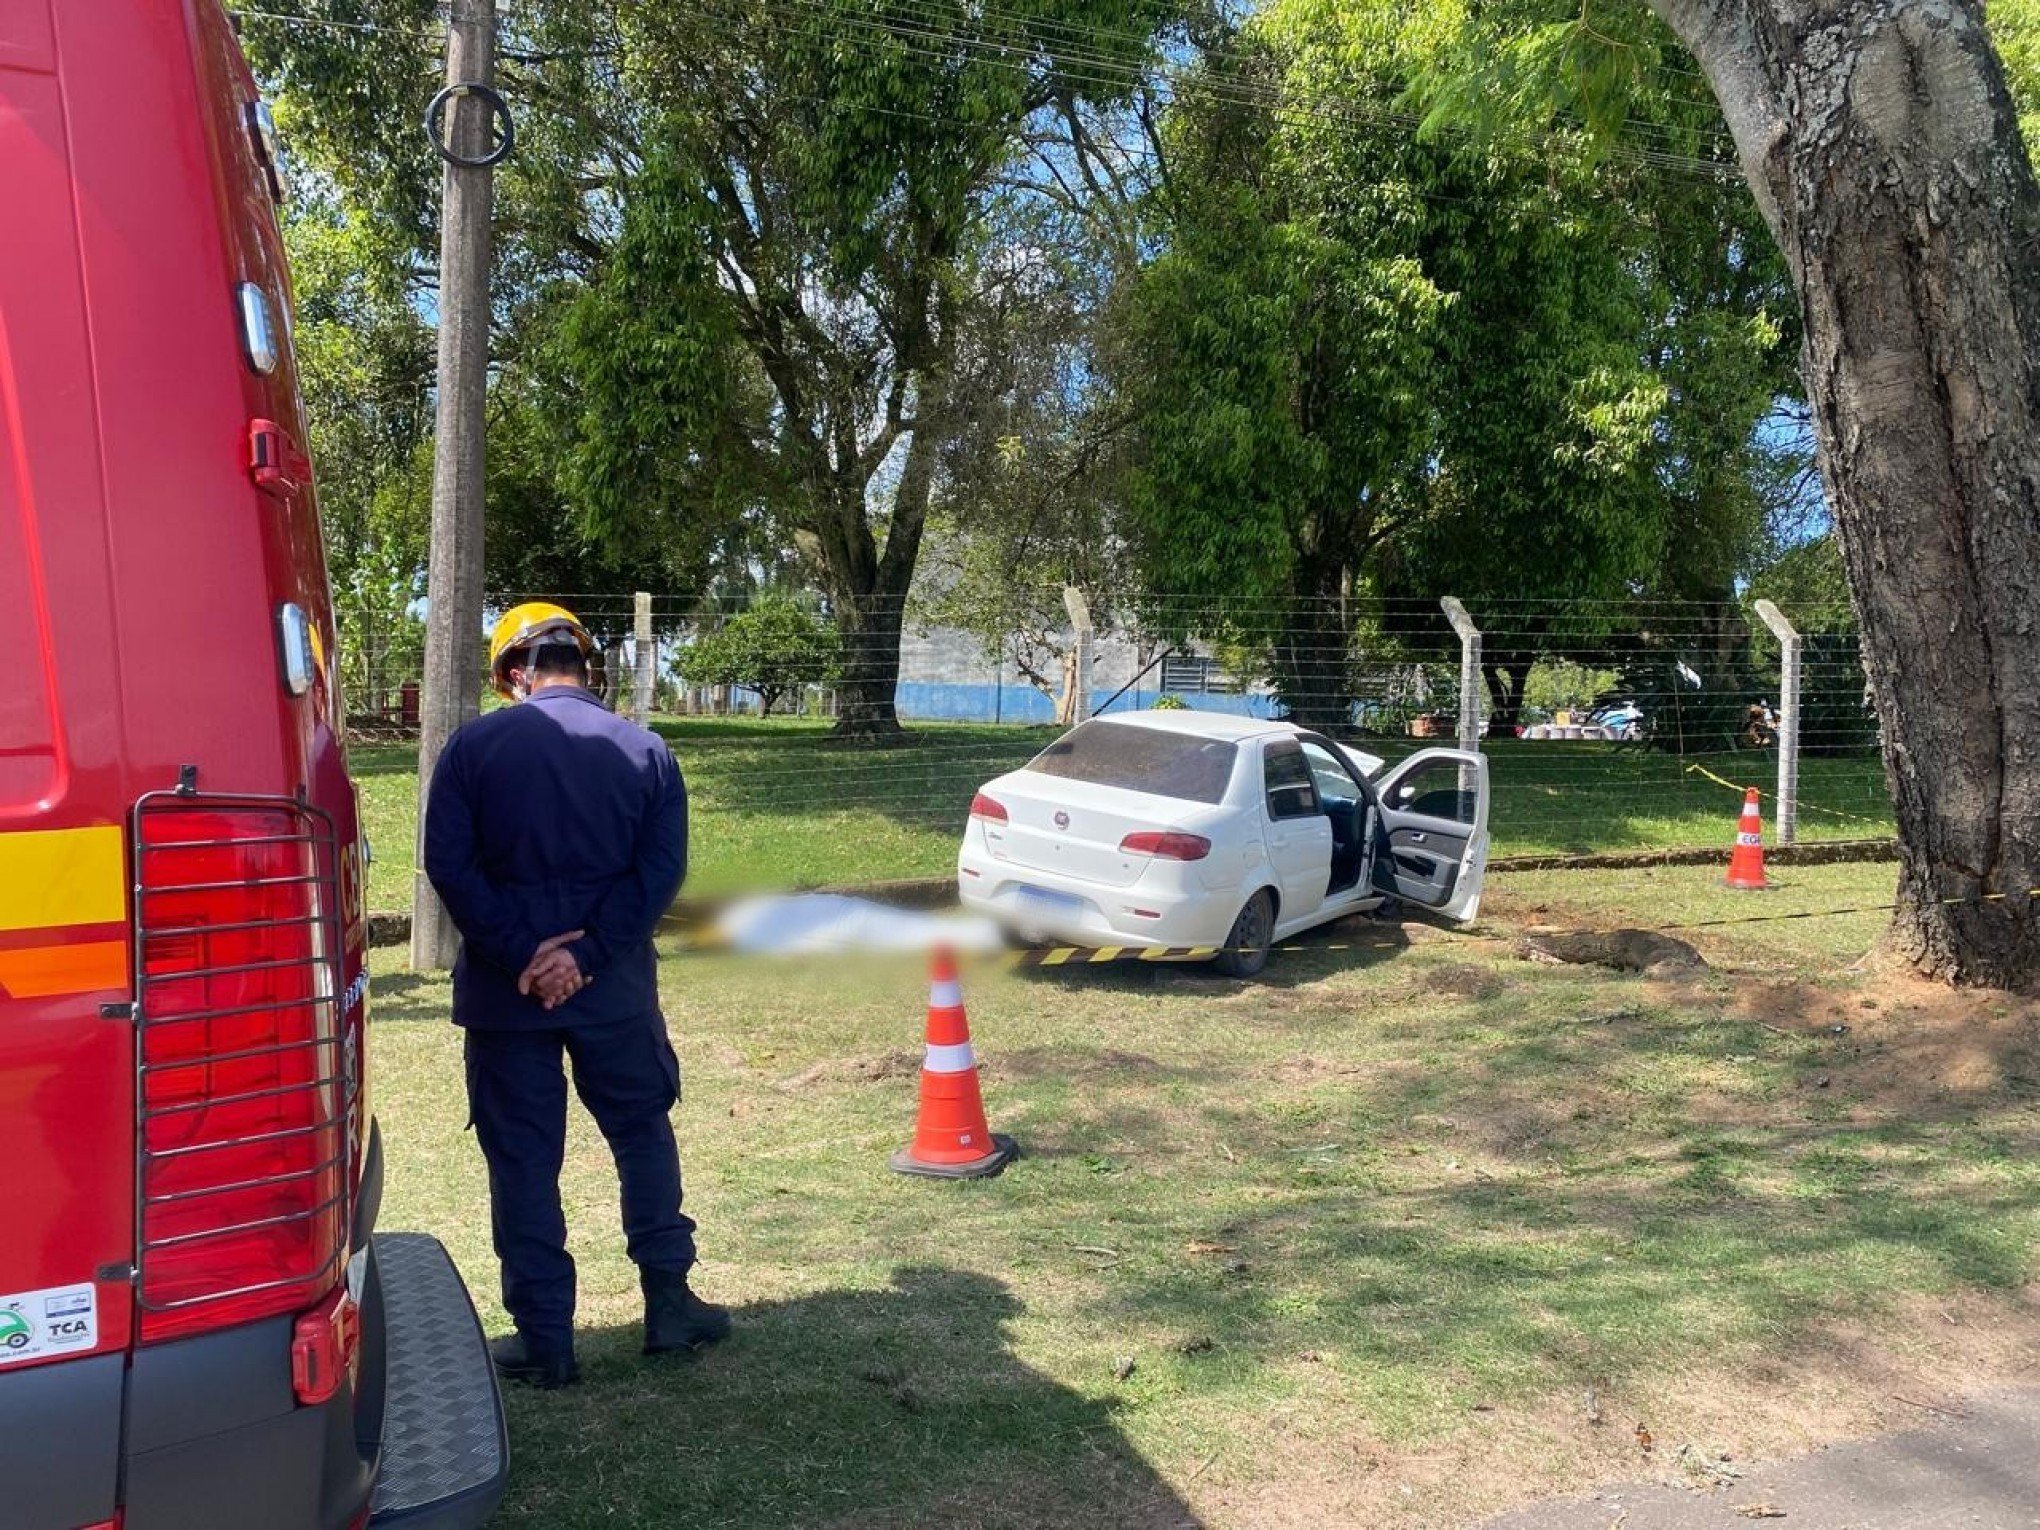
[891,682,1283,724]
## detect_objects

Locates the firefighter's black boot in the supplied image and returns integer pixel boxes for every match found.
[641,1266,731,1355]
[490,1332,580,1390]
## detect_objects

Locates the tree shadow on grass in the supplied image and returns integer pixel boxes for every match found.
[1000,916,1413,998]
[493,1266,1203,1530]
[368,969,445,1019]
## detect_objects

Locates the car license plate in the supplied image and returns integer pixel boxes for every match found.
[1016,884,1081,913]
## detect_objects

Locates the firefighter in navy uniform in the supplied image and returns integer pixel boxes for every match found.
[424,602,730,1389]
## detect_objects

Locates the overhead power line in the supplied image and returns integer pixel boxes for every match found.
[234,0,1742,182]
[669,0,1737,179]
[227,5,444,41]
[861,0,1734,156]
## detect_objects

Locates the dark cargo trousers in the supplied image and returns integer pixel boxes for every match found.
[464,1012,697,1353]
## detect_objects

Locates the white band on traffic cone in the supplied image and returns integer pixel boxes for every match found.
[930,979,963,1009]
[923,1041,977,1074]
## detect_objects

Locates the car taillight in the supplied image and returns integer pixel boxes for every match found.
[291,1284,361,1405]
[969,792,1009,824]
[1119,831,1212,861]
[133,796,350,1344]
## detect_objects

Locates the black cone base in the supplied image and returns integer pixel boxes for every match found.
[890,1133,1019,1180]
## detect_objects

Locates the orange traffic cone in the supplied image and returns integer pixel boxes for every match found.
[891,948,1018,1180]
[1725,787,1770,889]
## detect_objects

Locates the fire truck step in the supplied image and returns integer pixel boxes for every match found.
[369,1232,510,1528]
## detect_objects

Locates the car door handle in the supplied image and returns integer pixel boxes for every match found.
[1407,832,1427,844]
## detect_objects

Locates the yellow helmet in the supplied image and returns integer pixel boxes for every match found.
[488,601,594,699]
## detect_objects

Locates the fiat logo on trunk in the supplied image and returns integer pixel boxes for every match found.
[1052,810,1070,830]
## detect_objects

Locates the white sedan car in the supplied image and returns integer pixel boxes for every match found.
[957,710,1491,975]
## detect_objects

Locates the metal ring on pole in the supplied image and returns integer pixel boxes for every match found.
[423,83,514,168]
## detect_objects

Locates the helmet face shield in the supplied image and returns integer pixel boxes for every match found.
[505,634,588,700]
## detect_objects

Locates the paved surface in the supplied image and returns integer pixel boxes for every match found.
[1486,1388,2040,1530]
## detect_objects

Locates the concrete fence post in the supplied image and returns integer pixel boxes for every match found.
[1063,586,1094,724]
[632,591,653,726]
[1752,599,1800,846]
[1440,597,1482,753]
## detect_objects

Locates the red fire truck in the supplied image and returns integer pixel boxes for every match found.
[0,3,506,1525]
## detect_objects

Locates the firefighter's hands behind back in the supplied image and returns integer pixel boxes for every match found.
[519,930,591,1011]
[529,955,589,1010]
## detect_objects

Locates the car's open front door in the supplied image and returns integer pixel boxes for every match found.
[1371,748,1490,921]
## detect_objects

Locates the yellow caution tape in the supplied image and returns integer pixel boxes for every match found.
[1682,762,1892,829]
[1682,761,1758,796]
[999,943,1219,968]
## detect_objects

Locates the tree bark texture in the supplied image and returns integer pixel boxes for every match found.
[781,321,951,738]
[1650,0,2040,986]
[1482,655,1535,738]
[1272,582,1354,734]
[817,390,946,737]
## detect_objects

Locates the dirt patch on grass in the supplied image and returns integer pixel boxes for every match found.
[1698,972,2040,1120]
[1270,1053,1372,1083]
[1423,963,1508,1000]
[1188,1288,2040,1530]
[821,1469,1204,1530]
[773,1050,920,1090]
[993,1046,1170,1083]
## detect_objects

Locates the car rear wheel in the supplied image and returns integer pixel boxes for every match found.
[1213,889,1275,978]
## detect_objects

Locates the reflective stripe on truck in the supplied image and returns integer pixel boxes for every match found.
[0,825,127,998]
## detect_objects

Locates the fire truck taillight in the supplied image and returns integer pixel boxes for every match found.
[291,1284,360,1406]
[133,797,351,1344]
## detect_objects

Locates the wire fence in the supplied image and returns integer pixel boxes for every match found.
[343,591,1895,905]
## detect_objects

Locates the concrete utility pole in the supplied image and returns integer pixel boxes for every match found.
[633,592,654,726]
[1440,597,1483,754]
[412,0,500,971]
[1752,599,1802,846]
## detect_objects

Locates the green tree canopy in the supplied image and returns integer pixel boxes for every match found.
[673,597,842,717]
[545,0,1184,732]
[1119,0,1796,728]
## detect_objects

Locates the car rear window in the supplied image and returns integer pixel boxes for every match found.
[1025,721,1238,804]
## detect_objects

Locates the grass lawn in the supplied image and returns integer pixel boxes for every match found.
[352,719,1894,910]
[367,861,2040,1529]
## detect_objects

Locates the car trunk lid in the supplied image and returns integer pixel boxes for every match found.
[977,776,1202,889]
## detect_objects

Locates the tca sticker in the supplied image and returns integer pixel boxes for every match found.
[0,1283,97,1367]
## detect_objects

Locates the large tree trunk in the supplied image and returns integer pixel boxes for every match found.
[1270,525,1356,733]
[1653,0,2040,987]
[1272,597,1354,733]
[833,592,906,736]
[1482,654,1535,738]
[817,393,945,739]
[807,473,907,737]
